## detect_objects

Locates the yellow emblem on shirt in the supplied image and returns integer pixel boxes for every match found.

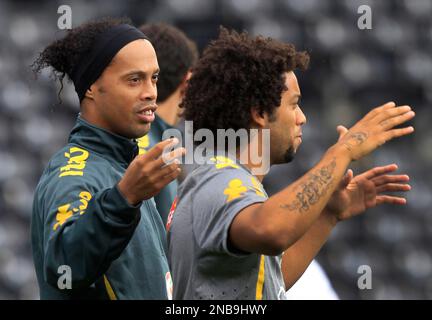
[224,179,248,202]
[53,191,92,230]
[137,135,150,155]
[210,156,240,170]
[59,147,89,177]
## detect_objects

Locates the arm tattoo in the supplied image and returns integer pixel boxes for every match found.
[342,132,368,151]
[280,157,336,213]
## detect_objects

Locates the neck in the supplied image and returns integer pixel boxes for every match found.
[236,149,265,182]
[80,100,107,132]
[235,130,271,182]
[156,91,182,126]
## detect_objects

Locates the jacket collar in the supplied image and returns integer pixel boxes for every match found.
[68,116,138,168]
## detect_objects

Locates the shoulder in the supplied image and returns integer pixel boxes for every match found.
[35,144,114,204]
[180,156,267,205]
[48,143,113,177]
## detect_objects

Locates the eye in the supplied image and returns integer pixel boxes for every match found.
[152,73,159,82]
[292,96,302,108]
[128,77,141,85]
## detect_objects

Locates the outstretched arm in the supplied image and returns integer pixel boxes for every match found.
[229,102,414,256]
[281,162,411,289]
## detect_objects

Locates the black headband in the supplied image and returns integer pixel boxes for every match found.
[70,24,148,101]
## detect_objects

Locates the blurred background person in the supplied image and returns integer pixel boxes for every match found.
[137,23,198,225]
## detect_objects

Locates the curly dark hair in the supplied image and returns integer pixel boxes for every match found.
[181,27,310,135]
[139,23,198,103]
[31,17,132,99]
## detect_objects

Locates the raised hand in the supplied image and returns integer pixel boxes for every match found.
[118,138,186,205]
[335,102,415,161]
[325,163,411,221]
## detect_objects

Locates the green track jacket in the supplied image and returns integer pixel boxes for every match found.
[31,117,171,299]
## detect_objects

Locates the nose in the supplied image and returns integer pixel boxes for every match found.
[139,79,157,102]
[297,107,307,126]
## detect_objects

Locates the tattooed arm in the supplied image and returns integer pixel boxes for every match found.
[230,145,351,256]
[281,162,411,289]
[229,102,414,258]
[279,157,337,214]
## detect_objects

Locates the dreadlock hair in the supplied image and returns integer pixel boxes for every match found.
[32,16,132,101]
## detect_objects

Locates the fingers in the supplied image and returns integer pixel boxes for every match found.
[141,164,182,200]
[376,183,411,193]
[143,137,180,160]
[153,160,182,180]
[161,147,187,165]
[364,184,377,208]
[344,169,354,184]
[363,101,396,121]
[382,126,415,144]
[337,125,349,141]
[347,169,354,180]
[338,168,353,189]
[368,105,414,148]
[378,110,416,130]
[359,164,398,180]
[155,166,182,189]
[146,146,186,171]
[372,173,409,186]
[139,137,186,171]
[371,105,412,124]
[376,195,407,205]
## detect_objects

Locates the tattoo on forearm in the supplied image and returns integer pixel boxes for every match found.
[280,158,336,213]
[342,132,368,151]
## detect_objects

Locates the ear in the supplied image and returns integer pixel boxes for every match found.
[179,70,193,97]
[250,107,268,128]
[84,84,96,100]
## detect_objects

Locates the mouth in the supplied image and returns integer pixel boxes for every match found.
[136,104,157,123]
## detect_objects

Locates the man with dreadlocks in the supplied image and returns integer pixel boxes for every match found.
[31,17,185,299]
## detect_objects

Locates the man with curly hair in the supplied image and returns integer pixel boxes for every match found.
[167,28,415,299]
[31,17,185,299]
